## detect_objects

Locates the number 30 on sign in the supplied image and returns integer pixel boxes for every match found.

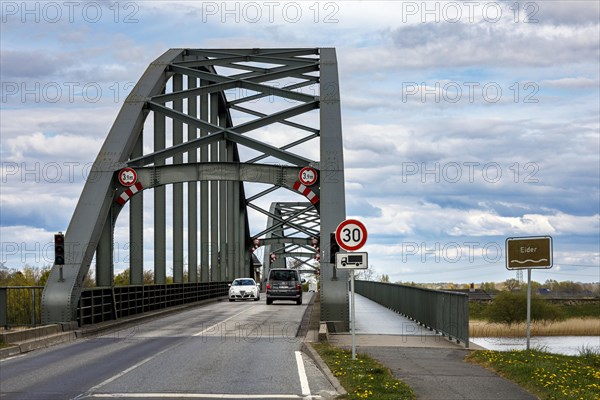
[335,219,368,252]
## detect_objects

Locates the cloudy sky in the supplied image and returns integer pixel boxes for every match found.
[1,1,599,284]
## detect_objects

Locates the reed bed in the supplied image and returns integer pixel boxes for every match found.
[470,318,600,337]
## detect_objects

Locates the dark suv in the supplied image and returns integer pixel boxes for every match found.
[266,268,302,305]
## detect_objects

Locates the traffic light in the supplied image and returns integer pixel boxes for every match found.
[329,232,340,263]
[54,233,65,265]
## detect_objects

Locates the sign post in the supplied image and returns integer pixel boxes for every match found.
[335,219,368,360]
[506,236,553,350]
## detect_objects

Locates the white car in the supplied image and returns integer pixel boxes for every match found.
[228,278,260,301]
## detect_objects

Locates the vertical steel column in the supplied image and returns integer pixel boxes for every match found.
[219,113,228,281]
[154,109,166,284]
[319,48,349,332]
[200,80,209,282]
[95,214,113,287]
[210,93,219,281]
[130,132,144,285]
[173,74,184,283]
[226,139,235,279]
[231,182,244,276]
[187,76,198,283]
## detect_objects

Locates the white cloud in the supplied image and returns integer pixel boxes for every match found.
[541,77,599,89]
[1,0,598,284]
[4,132,103,161]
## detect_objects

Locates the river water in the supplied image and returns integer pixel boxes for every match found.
[471,336,600,355]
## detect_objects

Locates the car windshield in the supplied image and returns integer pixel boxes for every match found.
[233,279,255,286]
[270,270,297,281]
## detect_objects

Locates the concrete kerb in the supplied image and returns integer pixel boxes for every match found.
[301,341,348,397]
[299,293,347,397]
[0,325,77,359]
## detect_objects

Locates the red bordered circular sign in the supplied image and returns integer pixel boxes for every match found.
[298,166,318,186]
[118,167,137,187]
[335,219,368,252]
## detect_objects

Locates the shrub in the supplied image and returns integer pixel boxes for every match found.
[485,291,565,325]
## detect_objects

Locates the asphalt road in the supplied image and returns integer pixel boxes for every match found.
[0,293,338,399]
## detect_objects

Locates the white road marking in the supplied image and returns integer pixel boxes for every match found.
[76,304,320,400]
[87,345,174,392]
[89,306,257,393]
[193,305,258,337]
[85,394,322,399]
[295,350,311,396]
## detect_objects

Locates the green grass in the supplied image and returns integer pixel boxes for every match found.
[312,342,416,399]
[468,349,600,400]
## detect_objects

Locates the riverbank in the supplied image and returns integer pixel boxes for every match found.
[470,317,600,337]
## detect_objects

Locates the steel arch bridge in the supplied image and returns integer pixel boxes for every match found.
[41,48,349,331]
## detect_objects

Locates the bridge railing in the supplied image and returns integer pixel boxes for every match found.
[77,281,229,326]
[0,286,44,328]
[1,282,229,328]
[354,280,469,347]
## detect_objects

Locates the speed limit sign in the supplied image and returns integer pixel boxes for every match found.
[335,219,368,251]
[118,167,137,187]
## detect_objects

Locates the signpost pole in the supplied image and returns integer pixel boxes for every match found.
[350,268,356,360]
[526,268,531,350]
[505,236,553,351]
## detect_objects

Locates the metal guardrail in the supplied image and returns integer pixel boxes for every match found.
[355,280,469,347]
[77,281,229,326]
[1,282,229,328]
[0,286,44,328]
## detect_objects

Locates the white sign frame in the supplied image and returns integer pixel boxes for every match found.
[335,252,368,269]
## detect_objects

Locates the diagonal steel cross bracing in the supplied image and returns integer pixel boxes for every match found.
[259,202,321,282]
[41,48,349,331]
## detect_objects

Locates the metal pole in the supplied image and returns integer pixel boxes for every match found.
[526,268,531,350]
[351,269,356,360]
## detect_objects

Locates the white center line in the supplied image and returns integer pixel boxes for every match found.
[193,305,258,337]
[86,393,320,398]
[88,306,257,393]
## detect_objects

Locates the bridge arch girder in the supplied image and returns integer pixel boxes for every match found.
[41,48,348,331]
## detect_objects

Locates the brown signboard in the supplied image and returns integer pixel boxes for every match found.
[506,236,553,270]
